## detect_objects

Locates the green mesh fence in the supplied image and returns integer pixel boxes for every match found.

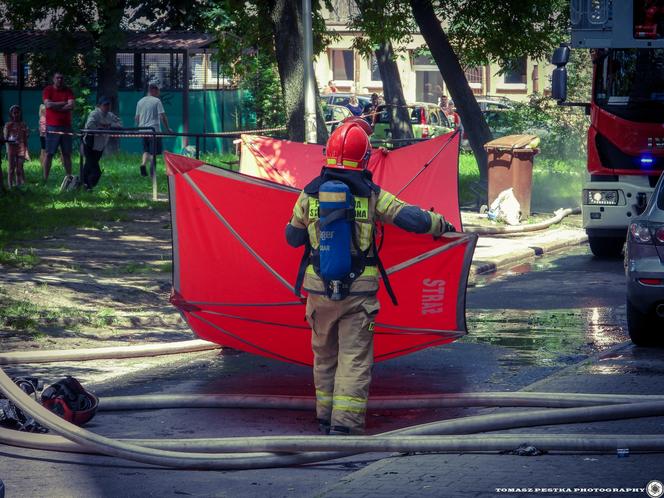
[0,89,251,156]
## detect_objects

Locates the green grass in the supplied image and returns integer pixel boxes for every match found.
[0,287,120,334]
[100,260,173,275]
[0,247,40,268]
[0,152,238,248]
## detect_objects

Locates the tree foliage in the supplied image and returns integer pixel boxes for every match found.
[348,1,415,57]
[2,0,209,120]
[438,0,569,71]
[204,0,331,142]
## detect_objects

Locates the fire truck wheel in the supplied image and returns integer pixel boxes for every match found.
[588,235,624,259]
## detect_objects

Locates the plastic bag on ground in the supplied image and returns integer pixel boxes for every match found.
[487,187,521,225]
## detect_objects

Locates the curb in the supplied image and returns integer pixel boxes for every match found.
[469,230,588,280]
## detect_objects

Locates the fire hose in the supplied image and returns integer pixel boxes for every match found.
[463,207,581,235]
[2,342,664,470]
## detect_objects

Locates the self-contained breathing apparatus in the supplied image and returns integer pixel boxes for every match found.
[293,119,398,304]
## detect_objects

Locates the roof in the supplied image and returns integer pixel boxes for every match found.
[0,30,217,53]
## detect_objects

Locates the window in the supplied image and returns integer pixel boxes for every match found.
[413,54,436,66]
[503,58,527,85]
[370,55,381,82]
[464,66,484,90]
[142,53,184,90]
[116,53,135,89]
[413,51,444,103]
[0,53,18,87]
[331,49,354,81]
[415,72,444,103]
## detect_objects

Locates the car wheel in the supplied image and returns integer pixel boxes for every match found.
[626,300,661,347]
[588,236,624,258]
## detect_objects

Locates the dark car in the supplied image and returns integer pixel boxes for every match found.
[461,98,515,150]
[624,172,664,345]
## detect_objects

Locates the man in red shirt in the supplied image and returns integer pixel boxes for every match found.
[43,72,75,187]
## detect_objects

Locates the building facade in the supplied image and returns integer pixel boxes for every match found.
[316,0,553,103]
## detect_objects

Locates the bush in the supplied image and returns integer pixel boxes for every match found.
[492,94,589,161]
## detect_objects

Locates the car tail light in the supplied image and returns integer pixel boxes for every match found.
[656,226,664,244]
[421,125,429,138]
[630,222,653,244]
[638,278,663,285]
[630,222,664,245]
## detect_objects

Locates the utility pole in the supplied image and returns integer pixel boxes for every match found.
[302,0,317,143]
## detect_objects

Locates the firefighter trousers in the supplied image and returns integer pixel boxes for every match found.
[306,293,380,433]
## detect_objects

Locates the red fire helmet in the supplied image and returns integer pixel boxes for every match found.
[342,116,373,136]
[325,121,371,170]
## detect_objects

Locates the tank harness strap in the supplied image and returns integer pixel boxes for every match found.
[319,206,355,228]
[294,240,311,298]
[375,253,398,306]
[371,229,398,306]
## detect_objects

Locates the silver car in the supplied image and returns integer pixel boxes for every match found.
[625,172,664,346]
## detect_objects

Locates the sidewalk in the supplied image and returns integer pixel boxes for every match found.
[317,345,664,498]
[462,212,588,280]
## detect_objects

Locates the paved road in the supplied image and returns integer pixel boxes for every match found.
[1,246,639,498]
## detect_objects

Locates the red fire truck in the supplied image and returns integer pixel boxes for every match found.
[551,0,664,257]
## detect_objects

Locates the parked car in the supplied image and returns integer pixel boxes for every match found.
[460,98,515,150]
[323,104,352,133]
[320,93,373,111]
[371,102,453,144]
[624,172,664,346]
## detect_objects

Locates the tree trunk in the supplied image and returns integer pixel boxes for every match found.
[410,0,492,183]
[374,42,414,142]
[97,47,121,154]
[269,0,328,144]
[95,0,125,154]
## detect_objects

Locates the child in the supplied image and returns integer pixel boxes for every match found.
[3,105,29,188]
[38,104,47,170]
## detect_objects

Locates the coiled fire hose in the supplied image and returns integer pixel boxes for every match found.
[2,341,664,470]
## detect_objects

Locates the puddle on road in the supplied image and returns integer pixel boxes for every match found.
[462,307,627,368]
[581,347,664,375]
[471,259,561,288]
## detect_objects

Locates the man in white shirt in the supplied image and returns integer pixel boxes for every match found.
[135,83,172,176]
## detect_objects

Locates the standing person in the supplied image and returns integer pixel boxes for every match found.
[438,95,451,116]
[344,96,364,117]
[42,72,75,188]
[135,83,172,177]
[363,93,381,126]
[322,80,337,94]
[81,97,121,190]
[3,105,29,188]
[38,104,47,170]
[285,121,455,435]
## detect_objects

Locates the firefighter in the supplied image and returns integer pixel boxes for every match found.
[285,121,455,435]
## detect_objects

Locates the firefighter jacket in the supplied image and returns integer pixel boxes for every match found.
[286,168,448,297]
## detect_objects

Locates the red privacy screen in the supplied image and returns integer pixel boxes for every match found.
[238,131,462,230]
[166,153,476,366]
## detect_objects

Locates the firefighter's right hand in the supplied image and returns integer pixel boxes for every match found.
[444,221,457,233]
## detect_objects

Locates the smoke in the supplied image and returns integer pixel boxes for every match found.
[531,167,584,213]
